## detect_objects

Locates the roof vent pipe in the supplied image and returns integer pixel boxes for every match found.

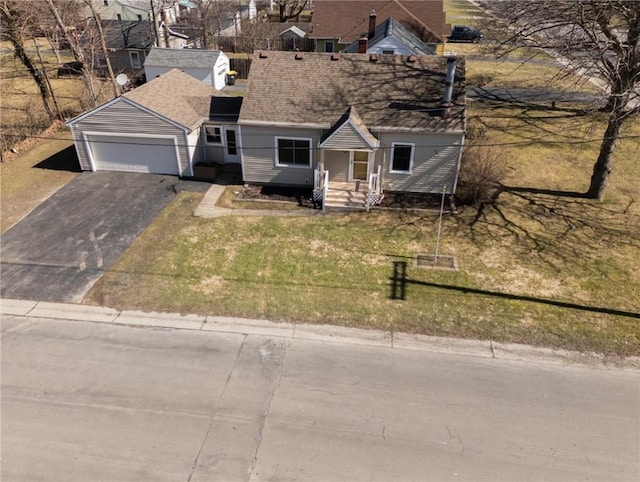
[443,56,457,104]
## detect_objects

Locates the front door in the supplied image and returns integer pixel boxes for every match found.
[223,127,241,163]
[350,151,369,181]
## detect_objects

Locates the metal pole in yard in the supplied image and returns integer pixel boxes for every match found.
[434,184,446,262]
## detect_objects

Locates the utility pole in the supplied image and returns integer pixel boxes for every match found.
[33,37,63,120]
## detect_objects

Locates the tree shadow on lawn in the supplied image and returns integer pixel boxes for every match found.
[34,144,81,172]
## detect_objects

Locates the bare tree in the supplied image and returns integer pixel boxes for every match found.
[488,0,639,200]
[275,0,307,23]
[44,0,99,107]
[0,0,54,119]
[83,0,120,97]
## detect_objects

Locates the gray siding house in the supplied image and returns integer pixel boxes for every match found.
[238,51,465,208]
[66,69,224,176]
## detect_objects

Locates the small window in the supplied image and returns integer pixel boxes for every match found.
[129,51,141,69]
[116,13,122,20]
[390,143,414,173]
[137,14,142,21]
[382,49,395,55]
[205,126,222,144]
[275,137,312,167]
[103,0,108,5]
[324,42,334,53]
[226,129,237,155]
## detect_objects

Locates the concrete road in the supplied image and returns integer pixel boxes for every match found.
[0,172,209,303]
[1,314,638,481]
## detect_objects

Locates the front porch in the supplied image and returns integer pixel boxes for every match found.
[313,168,383,211]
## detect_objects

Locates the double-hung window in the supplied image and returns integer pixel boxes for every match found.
[275,137,312,167]
[205,126,222,144]
[129,51,141,69]
[390,143,414,173]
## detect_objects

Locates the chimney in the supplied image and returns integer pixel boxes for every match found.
[441,56,457,118]
[358,34,368,53]
[368,10,377,39]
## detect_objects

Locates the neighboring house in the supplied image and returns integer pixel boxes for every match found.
[144,47,230,90]
[309,0,448,53]
[66,69,226,176]
[88,0,186,23]
[95,20,154,75]
[342,16,435,56]
[238,51,465,207]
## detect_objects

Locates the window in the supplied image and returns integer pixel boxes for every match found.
[390,143,414,173]
[226,129,237,155]
[116,13,122,20]
[275,137,312,167]
[137,14,142,21]
[324,42,334,53]
[103,0,108,5]
[205,126,222,144]
[129,51,141,69]
[382,49,395,55]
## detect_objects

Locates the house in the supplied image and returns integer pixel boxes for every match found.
[66,69,226,176]
[342,16,435,56]
[144,47,231,90]
[95,20,154,75]
[309,0,448,53]
[238,51,465,207]
[88,0,187,23]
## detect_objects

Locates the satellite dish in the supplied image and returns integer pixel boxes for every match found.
[116,73,129,86]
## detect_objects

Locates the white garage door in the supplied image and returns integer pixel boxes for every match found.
[87,135,180,175]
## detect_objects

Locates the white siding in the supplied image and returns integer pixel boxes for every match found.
[369,37,412,56]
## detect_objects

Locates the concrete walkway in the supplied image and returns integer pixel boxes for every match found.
[193,183,326,218]
[2,298,638,371]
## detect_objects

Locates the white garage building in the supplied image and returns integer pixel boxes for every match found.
[67,69,223,176]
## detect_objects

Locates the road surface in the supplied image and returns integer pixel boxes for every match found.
[1,311,638,481]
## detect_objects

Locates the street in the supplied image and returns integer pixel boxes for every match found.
[1,311,638,481]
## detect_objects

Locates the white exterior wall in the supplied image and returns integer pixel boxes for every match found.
[368,37,413,56]
[144,66,213,86]
[214,53,230,90]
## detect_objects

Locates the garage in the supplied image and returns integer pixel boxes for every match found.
[67,69,222,178]
[86,134,180,175]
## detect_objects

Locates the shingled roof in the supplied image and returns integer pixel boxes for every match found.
[239,51,465,132]
[143,47,224,69]
[309,0,447,44]
[124,69,224,129]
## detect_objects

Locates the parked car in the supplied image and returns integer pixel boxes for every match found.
[448,25,483,43]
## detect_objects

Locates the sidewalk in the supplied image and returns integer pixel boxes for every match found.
[2,298,638,371]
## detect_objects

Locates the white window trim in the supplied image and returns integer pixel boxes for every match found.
[204,126,223,145]
[129,51,141,69]
[389,142,415,174]
[275,136,313,168]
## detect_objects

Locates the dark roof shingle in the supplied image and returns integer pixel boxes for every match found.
[239,51,465,132]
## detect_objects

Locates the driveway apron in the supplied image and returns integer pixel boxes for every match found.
[0,172,209,302]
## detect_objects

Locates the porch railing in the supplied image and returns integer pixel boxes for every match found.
[366,166,382,211]
[313,167,329,210]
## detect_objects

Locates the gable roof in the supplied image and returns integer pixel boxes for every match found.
[240,51,464,132]
[342,17,435,55]
[121,69,223,129]
[309,0,447,44]
[319,106,380,149]
[100,20,154,50]
[143,47,225,69]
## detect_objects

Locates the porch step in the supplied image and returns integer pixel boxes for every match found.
[324,188,367,210]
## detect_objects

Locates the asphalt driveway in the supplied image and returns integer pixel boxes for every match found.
[0,172,210,303]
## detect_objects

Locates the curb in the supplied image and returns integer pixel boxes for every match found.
[2,298,638,371]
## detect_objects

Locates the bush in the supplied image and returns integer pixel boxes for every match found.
[456,141,509,207]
